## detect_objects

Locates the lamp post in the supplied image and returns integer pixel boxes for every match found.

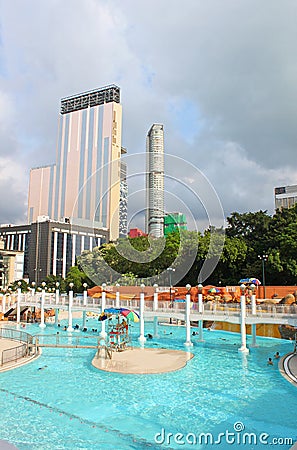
[139,283,146,343]
[184,284,193,346]
[153,284,159,337]
[258,254,268,299]
[198,283,204,341]
[100,283,107,338]
[239,283,249,353]
[250,283,258,347]
[67,282,74,331]
[16,281,22,324]
[115,283,120,308]
[82,282,88,329]
[40,281,46,328]
[167,268,175,324]
[167,268,175,300]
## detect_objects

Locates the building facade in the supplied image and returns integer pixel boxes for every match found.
[119,148,128,238]
[0,238,25,289]
[275,185,297,210]
[164,213,187,236]
[28,85,123,241]
[145,124,164,237]
[0,219,108,284]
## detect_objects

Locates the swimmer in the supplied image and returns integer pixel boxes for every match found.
[38,365,48,371]
[267,358,273,366]
[147,333,153,339]
[274,352,280,359]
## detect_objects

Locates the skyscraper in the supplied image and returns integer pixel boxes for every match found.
[145,124,164,237]
[28,85,123,241]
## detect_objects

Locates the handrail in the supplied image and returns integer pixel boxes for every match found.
[0,327,36,367]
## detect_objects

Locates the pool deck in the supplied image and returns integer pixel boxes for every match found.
[92,347,194,374]
[0,337,40,372]
[279,352,297,387]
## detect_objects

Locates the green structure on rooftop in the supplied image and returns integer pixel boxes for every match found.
[164,213,187,236]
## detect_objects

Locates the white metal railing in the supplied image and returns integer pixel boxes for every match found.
[4,293,297,321]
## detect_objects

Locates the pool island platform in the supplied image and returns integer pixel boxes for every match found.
[92,347,194,374]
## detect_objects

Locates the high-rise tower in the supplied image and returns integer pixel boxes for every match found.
[145,124,164,237]
[28,85,123,241]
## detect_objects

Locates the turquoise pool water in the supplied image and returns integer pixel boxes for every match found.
[0,319,296,449]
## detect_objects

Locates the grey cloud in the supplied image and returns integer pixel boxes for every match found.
[0,0,296,226]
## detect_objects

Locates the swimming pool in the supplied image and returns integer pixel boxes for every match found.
[0,319,296,449]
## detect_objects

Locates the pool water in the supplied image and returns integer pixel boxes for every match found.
[0,319,296,449]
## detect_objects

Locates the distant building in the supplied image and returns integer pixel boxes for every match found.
[274,185,297,210]
[0,219,108,284]
[28,85,124,241]
[145,124,164,237]
[128,228,147,238]
[0,238,24,289]
[164,213,187,236]
[119,148,128,238]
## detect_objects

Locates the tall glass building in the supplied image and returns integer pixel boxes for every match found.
[28,85,124,241]
[145,124,164,237]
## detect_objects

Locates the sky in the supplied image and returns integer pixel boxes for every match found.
[0,0,297,230]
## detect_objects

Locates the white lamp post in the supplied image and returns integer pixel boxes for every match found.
[100,283,107,338]
[67,282,74,331]
[250,283,258,347]
[198,283,204,341]
[39,281,46,328]
[138,283,146,343]
[16,281,22,324]
[184,284,193,346]
[153,284,159,337]
[239,284,249,353]
[115,283,120,308]
[82,282,88,329]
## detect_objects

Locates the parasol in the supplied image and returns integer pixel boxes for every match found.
[103,307,140,322]
[119,308,140,322]
[239,278,261,286]
[208,287,220,293]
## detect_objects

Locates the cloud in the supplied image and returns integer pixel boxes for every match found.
[0,0,296,227]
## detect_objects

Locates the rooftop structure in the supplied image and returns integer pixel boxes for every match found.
[28,85,124,241]
[275,184,297,210]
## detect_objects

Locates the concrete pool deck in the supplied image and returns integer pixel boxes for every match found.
[0,336,40,372]
[92,347,194,374]
[279,352,297,387]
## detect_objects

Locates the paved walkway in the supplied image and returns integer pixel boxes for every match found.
[279,352,297,387]
[92,347,194,374]
[0,337,39,372]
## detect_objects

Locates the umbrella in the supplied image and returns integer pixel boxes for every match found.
[120,308,140,322]
[239,278,261,285]
[103,307,140,322]
[208,287,220,293]
[105,307,122,314]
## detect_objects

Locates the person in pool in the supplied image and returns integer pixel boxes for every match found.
[267,358,273,366]
[274,352,280,359]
